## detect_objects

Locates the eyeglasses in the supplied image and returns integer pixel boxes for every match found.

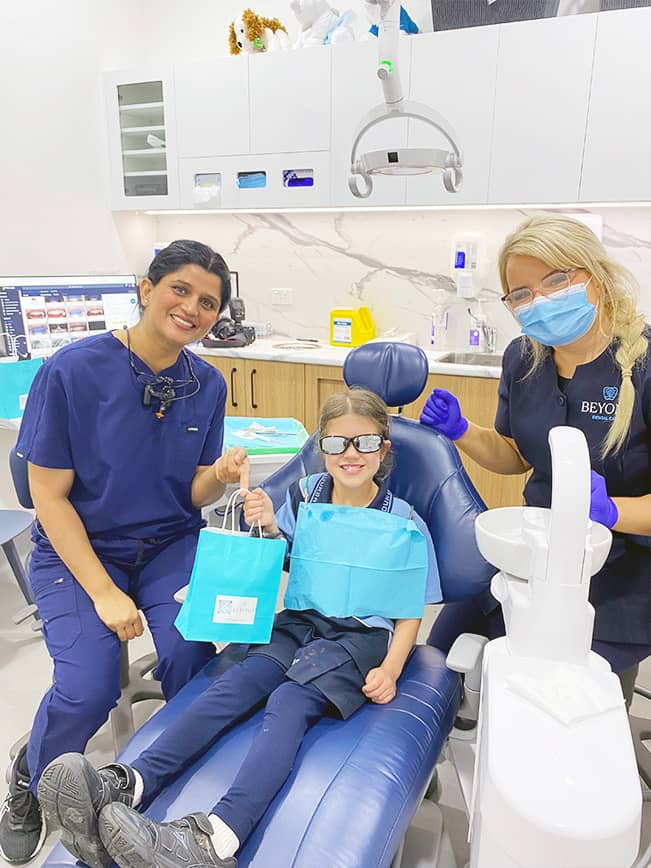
[501,269,579,315]
[318,434,384,455]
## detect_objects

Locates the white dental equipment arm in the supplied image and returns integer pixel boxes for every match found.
[349,0,463,198]
[458,426,642,868]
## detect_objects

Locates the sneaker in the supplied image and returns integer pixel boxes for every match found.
[0,746,46,864]
[99,802,238,868]
[37,753,136,868]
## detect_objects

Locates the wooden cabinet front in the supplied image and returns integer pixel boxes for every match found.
[245,360,305,422]
[303,364,346,433]
[200,356,247,416]
[402,372,527,509]
[199,356,305,422]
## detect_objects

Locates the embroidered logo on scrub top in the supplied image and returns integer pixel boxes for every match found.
[603,386,619,401]
[580,385,619,423]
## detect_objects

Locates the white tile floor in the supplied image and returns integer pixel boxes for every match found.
[0,534,649,867]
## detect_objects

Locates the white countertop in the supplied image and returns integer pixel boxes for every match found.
[196,338,503,379]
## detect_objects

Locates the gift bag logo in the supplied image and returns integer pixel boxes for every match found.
[213,594,258,625]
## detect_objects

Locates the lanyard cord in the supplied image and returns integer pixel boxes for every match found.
[124,327,201,414]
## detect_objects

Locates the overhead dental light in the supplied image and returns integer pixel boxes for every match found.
[349,0,463,198]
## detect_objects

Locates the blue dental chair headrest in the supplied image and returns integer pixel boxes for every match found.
[343,340,429,408]
[262,341,493,600]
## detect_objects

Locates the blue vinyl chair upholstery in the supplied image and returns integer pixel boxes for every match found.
[44,342,493,868]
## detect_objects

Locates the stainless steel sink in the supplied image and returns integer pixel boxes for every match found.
[437,352,503,366]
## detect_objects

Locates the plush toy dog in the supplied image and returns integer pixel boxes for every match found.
[290,0,355,47]
[229,9,290,54]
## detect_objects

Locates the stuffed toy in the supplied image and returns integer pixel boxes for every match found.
[365,2,419,36]
[229,9,290,54]
[290,0,355,47]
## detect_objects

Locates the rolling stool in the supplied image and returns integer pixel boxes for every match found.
[110,642,161,755]
[0,509,41,629]
[7,446,164,765]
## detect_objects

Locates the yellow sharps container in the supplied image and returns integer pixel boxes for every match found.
[329,306,376,347]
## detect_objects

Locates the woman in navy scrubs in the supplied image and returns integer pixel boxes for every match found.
[422,215,651,696]
[0,240,248,864]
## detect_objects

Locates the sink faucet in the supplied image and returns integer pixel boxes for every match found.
[467,307,497,354]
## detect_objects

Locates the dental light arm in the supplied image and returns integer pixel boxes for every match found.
[349,0,463,198]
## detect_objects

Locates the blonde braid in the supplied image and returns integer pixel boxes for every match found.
[602,288,647,456]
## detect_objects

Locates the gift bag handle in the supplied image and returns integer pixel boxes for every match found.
[221,487,263,538]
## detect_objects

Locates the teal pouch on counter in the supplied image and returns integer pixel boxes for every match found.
[284,502,428,619]
[175,526,287,644]
[223,417,308,455]
[0,357,42,419]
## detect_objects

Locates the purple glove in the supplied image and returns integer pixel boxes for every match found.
[589,470,619,529]
[420,388,469,441]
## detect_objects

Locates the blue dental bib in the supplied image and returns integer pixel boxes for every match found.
[284,502,428,619]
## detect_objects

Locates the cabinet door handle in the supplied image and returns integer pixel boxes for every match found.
[230,367,238,409]
[250,368,258,410]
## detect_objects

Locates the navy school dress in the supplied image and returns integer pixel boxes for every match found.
[247,472,442,719]
[429,331,651,674]
[15,332,226,789]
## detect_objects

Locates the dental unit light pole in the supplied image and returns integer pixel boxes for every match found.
[348,0,463,198]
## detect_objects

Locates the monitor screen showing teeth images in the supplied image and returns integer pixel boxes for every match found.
[0,275,139,358]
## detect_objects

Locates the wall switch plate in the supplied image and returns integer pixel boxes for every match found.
[271,287,294,306]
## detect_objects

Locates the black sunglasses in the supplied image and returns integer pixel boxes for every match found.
[318,434,384,455]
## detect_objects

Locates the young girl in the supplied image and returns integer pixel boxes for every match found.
[37,388,441,868]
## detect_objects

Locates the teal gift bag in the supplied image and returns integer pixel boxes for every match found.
[175,492,287,644]
[284,502,428,619]
[0,357,42,419]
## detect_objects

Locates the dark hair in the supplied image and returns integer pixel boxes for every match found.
[147,240,232,313]
[317,387,394,482]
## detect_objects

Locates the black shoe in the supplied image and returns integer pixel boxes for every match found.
[37,753,137,868]
[0,746,46,864]
[99,802,238,868]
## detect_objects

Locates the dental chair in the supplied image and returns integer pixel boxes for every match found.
[43,341,495,867]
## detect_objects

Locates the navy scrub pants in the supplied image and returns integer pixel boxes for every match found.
[26,531,215,793]
[131,654,331,847]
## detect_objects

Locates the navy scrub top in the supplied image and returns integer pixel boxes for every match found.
[495,331,651,645]
[16,332,227,542]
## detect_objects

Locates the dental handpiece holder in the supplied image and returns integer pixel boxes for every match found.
[468,426,641,868]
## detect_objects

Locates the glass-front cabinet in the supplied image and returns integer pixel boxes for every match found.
[103,69,179,209]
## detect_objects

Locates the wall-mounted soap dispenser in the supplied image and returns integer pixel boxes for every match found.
[451,233,485,300]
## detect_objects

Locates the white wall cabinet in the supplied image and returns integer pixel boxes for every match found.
[406,26,499,206]
[488,13,597,204]
[103,67,180,210]
[330,39,412,207]
[174,59,250,158]
[104,10,647,213]
[580,7,651,202]
[249,48,331,155]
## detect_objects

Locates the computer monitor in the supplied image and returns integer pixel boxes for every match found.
[0,275,139,359]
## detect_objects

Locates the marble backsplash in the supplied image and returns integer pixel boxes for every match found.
[137,207,651,352]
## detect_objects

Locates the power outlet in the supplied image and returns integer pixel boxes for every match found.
[271,287,294,306]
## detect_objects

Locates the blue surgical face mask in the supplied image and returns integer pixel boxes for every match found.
[516,279,596,347]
